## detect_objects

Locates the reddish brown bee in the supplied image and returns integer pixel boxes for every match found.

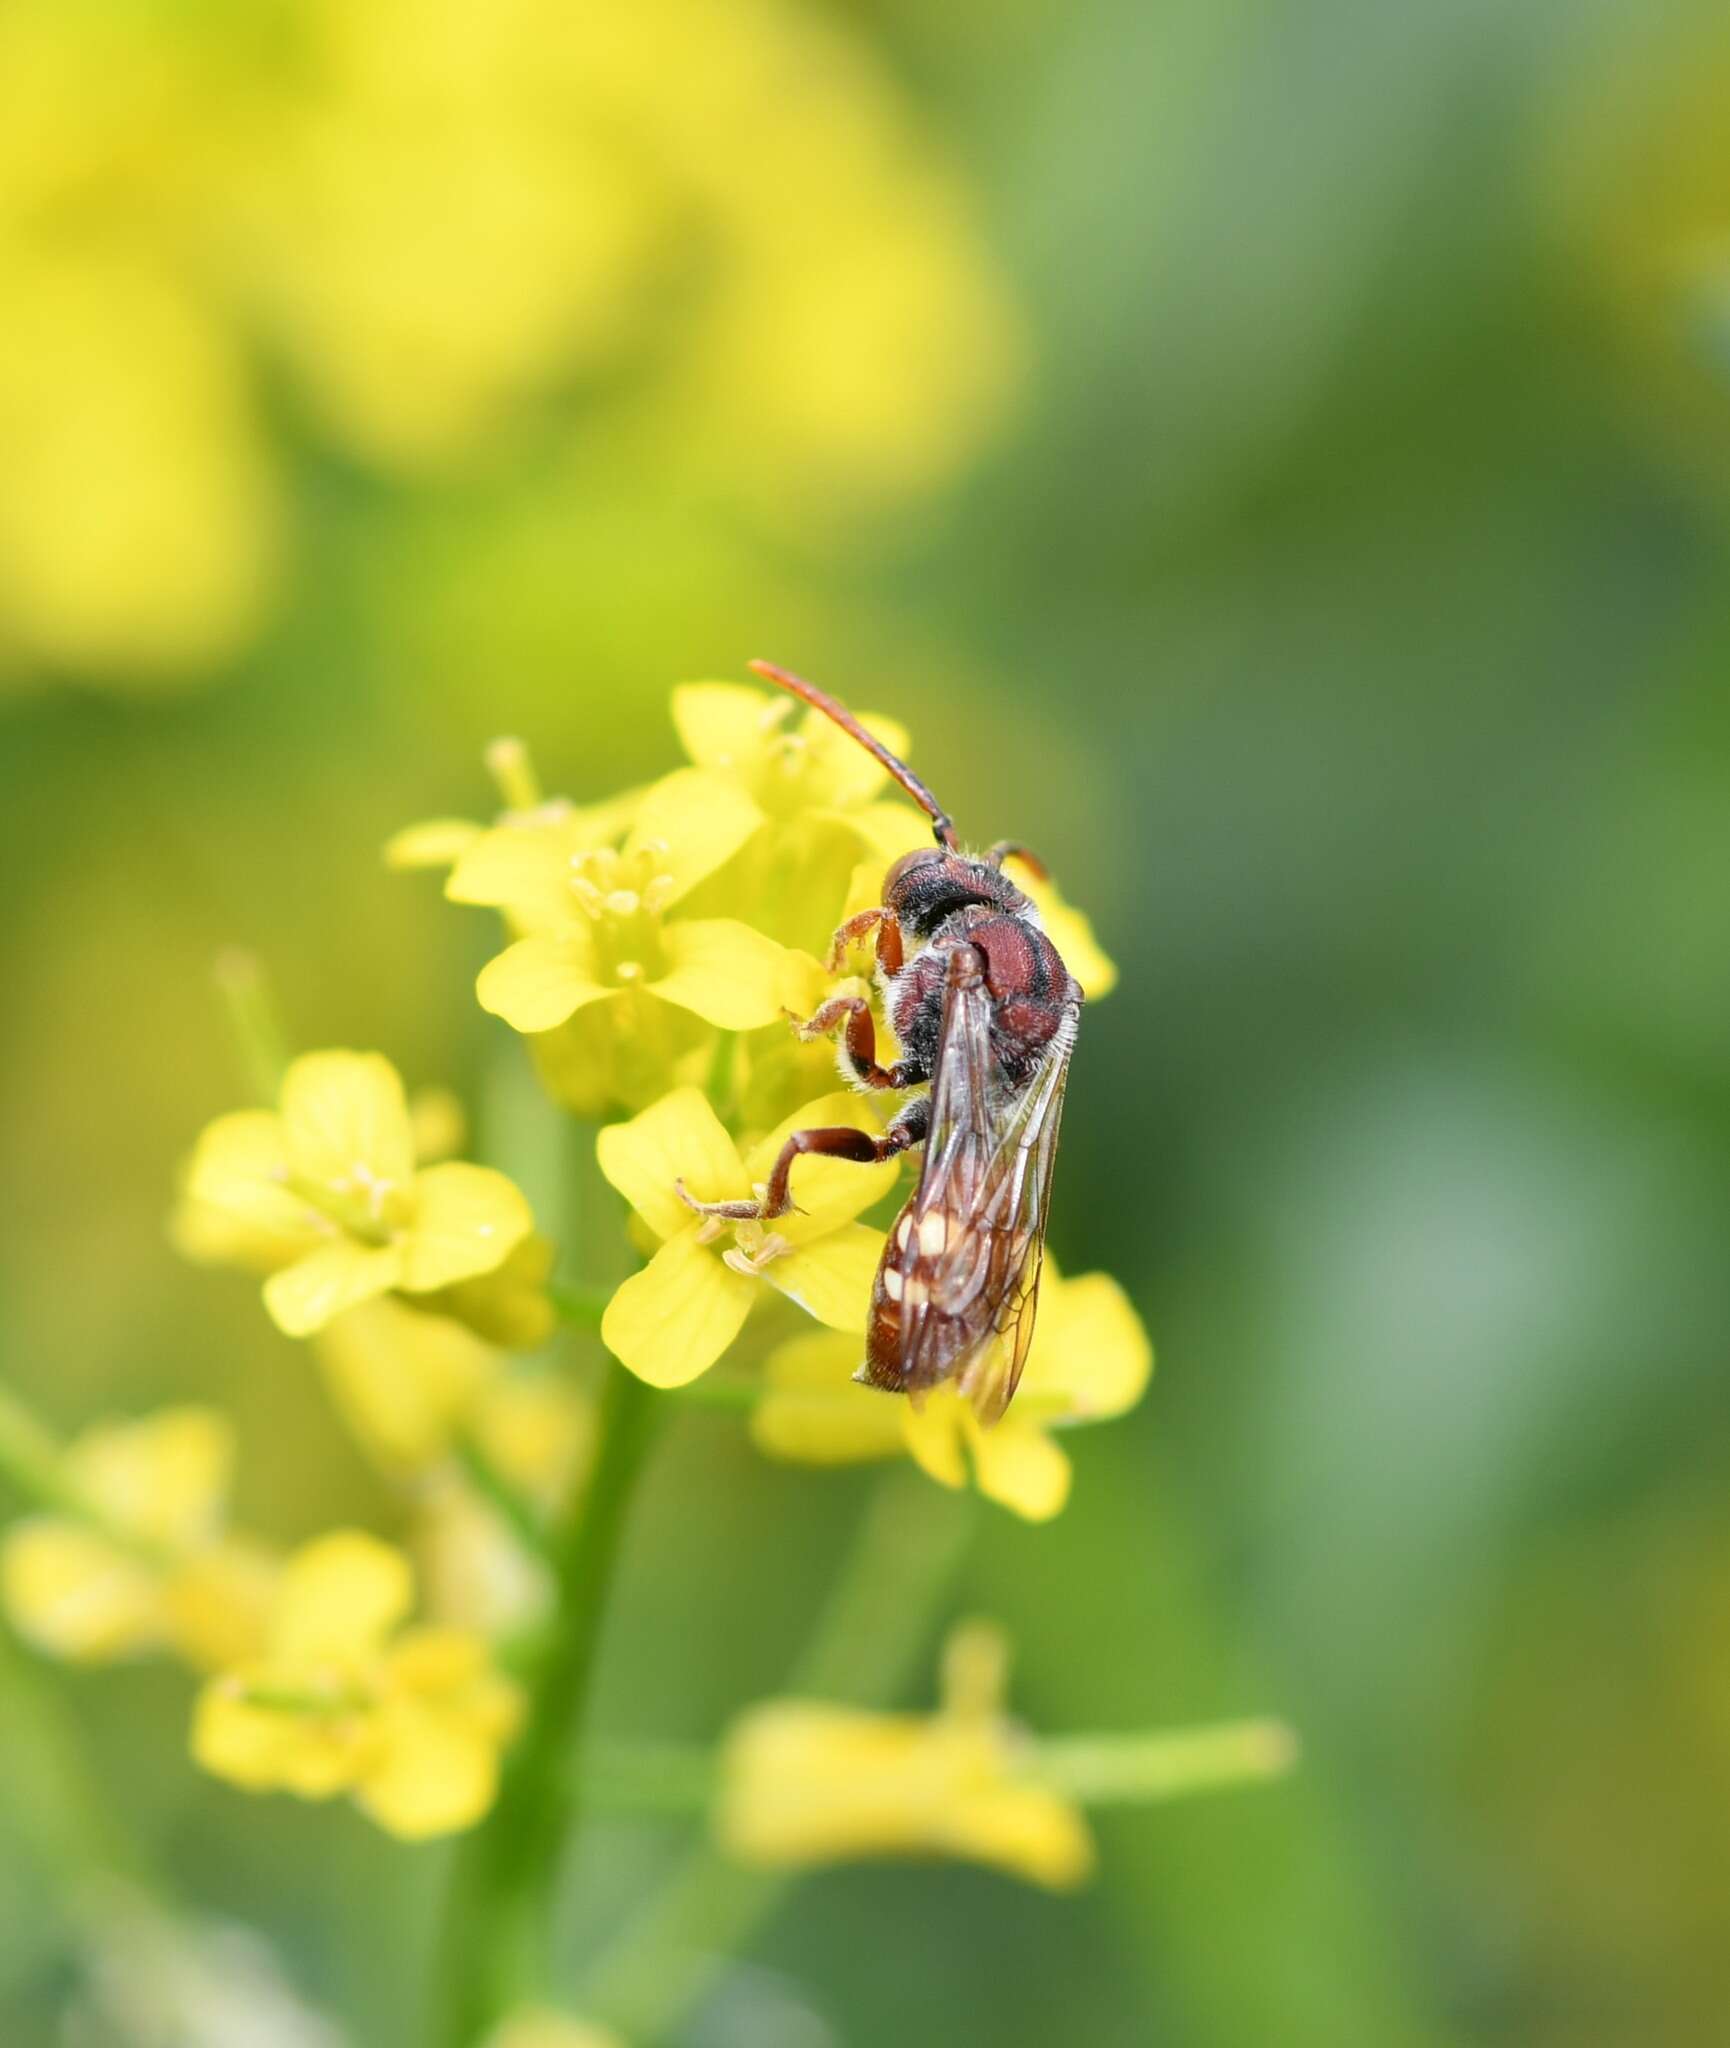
[680,659,1082,1424]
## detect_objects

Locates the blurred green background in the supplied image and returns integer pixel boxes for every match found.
[6,0,1730,2042]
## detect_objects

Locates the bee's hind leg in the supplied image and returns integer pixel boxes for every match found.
[677,1098,928,1225]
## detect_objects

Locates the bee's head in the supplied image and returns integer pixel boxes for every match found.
[882,847,1026,941]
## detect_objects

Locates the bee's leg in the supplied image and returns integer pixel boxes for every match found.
[826,906,904,975]
[787,994,917,1091]
[678,1099,928,1225]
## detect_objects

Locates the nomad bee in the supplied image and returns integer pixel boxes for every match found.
[681,660,1082,1424]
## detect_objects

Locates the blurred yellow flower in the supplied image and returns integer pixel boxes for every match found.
[192,1530,520,1840]
[751,1265,1152,1521]
[0,1408,276,1670]
[0,0,1019,688]
[717,1620,1093,1889]
[415,1373,593,1636]
[596,1087,894,1388]
[312,1296,503,1474]
[182,1050,539,1339]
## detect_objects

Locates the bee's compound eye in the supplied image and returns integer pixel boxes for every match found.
[884,847,945,893]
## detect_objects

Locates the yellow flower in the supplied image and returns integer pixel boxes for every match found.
[596,1087,896,1388]
[456,767,795,1040]
[312,1296,504,1474]
[192,1530,520,1840]
[183,1051,539,1339]
[751,1265,1152,1521]
[717,1621,1093,1889]
[0,1409,276,1670]
[665,680,929,947]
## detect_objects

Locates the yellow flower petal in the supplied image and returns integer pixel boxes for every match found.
[751,1332,903,1464]
[625,768,763,905]
[596,1088,749,1242]
[447,821,584,929]
[264,1241,404,1337]
[401,1163,532,1293]
[848,800,930,868]
[426,1232,557,1351]
[477,931,614,1034]
[0,1519,161,1662]
[803,706,914,811]
[185,1110,321,1244]
[314,1297,501,1470]
[280,1051,416,1191]
[747,1092,900,1233]
[163,1538,280,1672]
[669,681,777,772]
[269,1531,414,1665]
[943,1777,1096,1890]
[965,1415,1072,1523]
[900,1398,968,1491]
[601,1229,755,1389]
[357,1700,502,1839]
[648,918,793,1030]
[1024,1271,1152,1420]
[384,818,483,871]
[761,1223,886,1331]
[191,1680,370,1798]
[67,1407,233,1550]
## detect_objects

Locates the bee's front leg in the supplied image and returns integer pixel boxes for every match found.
[677,1100,928,1225]
[786,994,917,1091]
[826,905,904,976]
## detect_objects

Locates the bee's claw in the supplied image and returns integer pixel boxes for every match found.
[674,1176,765,1224]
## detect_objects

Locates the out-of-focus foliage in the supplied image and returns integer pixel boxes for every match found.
[7,0,1730,2041]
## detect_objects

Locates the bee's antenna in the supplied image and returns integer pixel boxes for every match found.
[748,659,959,850]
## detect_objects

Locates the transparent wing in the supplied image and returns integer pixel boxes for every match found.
[884,949,1078,1421]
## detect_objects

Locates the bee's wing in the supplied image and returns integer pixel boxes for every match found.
[886,958,1078,1422]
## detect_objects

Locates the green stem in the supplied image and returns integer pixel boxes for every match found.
[212,949,290,1103]
[1038,1718,1299,1803]
[436,1363,660,2048]
[579,1468,973,2040]
[454,1429,552,1562]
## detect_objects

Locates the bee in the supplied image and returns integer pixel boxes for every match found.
[679,660,1082,1424]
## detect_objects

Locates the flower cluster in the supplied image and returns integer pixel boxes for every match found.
[0,3,1019,689]
[0,671,1171,1877]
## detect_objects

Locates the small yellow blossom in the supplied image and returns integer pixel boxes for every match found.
[596,1088,896,1389]
[751,1265,1152,1521]
[456,767,794,1040]
[665,681,928,947]
[192,1531,520,1840]
[182,1051,539,1339]
[0,1409,276,1670]
[717,1620,1093,1889]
